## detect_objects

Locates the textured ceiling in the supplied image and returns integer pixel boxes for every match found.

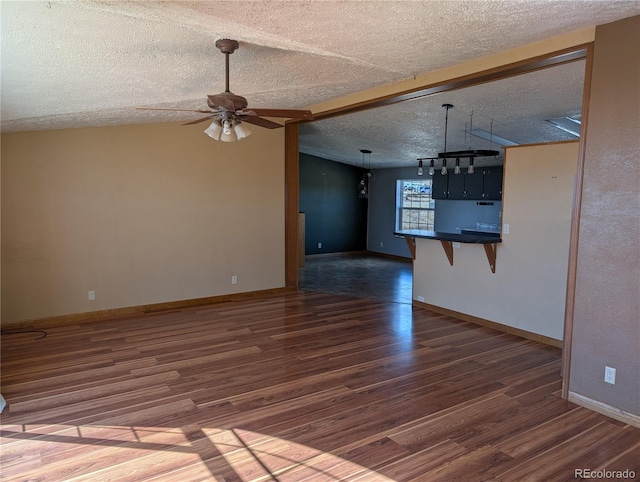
[2,1,639,168]
[301,59,586,168]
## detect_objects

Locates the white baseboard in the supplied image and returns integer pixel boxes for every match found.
[568,391,640,428]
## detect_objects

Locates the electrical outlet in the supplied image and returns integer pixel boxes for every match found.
[231,275,238,285]
[88,290,95,301]
[453,242,461,248]
[503,223,510,235]
[317,242,322,249]
[604,366,616,384]
[380,241,384,248]
[417,296,425,302]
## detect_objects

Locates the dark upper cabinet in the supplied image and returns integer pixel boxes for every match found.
[430,166,503,200]
[463,171,484,199]
[482,167,504,200]
[432,171,449,199]
[447,171,466,198]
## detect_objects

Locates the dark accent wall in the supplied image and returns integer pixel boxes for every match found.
[299,153,367,255]
[367,166,417,258]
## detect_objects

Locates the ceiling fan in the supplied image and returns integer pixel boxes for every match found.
[137,39,314,141]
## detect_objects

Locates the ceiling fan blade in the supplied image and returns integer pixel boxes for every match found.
[181,116,216,126]
[136,107,211,113]
[245,108,314,120]
[240,116,283,129]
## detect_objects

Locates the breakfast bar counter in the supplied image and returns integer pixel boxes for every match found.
[394,229,502,273]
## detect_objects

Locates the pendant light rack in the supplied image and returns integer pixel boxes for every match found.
[417,104,499,176]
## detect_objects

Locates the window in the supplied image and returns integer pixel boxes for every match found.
[396,179,435,231]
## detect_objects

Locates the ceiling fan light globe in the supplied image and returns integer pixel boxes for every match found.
[222,119,233,135]
[233,122,252,140]
[204,120,223,140]
[220,130,237,142]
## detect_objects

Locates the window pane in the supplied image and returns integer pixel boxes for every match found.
[397,179,435,231]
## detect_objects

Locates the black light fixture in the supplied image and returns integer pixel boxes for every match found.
[358,149,372,199]
[416,104,500,176]
[437,104,499,175]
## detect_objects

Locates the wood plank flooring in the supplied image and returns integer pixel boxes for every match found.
[1,291,639,481]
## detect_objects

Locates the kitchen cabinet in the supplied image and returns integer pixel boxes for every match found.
[463,171,484,199]
[430,167,503,200]
[446,171,466,198]
[432,171,449,199]
[482,167,503,200]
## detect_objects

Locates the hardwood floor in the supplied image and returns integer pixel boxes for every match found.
[299,254,413,304]
[1,291,638,481]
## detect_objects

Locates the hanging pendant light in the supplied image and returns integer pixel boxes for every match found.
[417,159,423,176]
[417,104,500,176]
[358,149,372,199]
[441,158,448,176]
[468,158,475,174]
[437,103,499,168]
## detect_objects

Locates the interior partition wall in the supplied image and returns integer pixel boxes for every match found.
[299,153,368,255]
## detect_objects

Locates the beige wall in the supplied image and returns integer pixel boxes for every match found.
[413,141,578,341]
[1,122,285,323]
[569,16,640,417]
[1,24,594,326]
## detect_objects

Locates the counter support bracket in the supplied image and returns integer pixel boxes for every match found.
[404,236,416,260]
[441,240,497,272]
[395,232,499,273]
[483,243,497,273]
[440,240,454,266]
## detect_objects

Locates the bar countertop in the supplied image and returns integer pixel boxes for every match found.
[394,229,502,244]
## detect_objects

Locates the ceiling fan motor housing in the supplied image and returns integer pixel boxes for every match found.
[207,93,248,111]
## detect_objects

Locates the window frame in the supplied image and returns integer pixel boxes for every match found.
[396,179,435,232]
